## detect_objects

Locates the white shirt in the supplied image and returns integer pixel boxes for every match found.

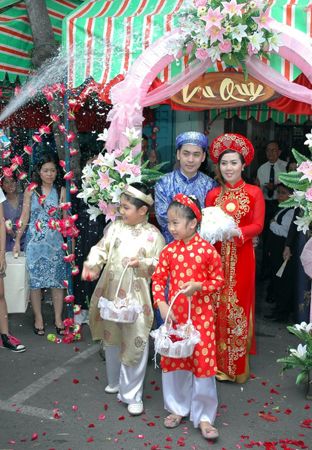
[257,159,287,200]
[270,208,294,238]
[0,187,6,204]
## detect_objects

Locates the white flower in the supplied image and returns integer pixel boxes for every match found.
[294,322,312,333]
[293,190,306,201]
[86,205,102,221]
[267,34,281,53]
[207,45,221,62]
[110,186,123,204]
[97,128,109,142]
[122,127,141,141]
[93,153,108,166]
[294,215,311,233]
[81,164,95,180]
[76,187,94,200]
[304,132,312,148]
[290,343,307,359]
[248,31,265,52]
[230,23,248,42]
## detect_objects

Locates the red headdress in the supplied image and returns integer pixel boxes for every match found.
[173,193,202,221]
[209,133,254,166]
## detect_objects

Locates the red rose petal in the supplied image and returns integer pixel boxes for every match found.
[72,378,79,384]
[104,403,108,410]
[270,388,280,395]
[147,422,155,427]
[87,437,94,442]
[118,416,125,420]
[88,423,95,428]
[284,409,292,415]
[258,412,278,422]
[31,433,38,441]
[98,414,106,421]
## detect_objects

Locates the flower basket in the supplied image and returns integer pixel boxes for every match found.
[98,263,142,324]
[150,291,201,359]
[199,206,240,244]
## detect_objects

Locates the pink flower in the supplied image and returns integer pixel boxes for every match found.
[38,195,46,205]
[105,204,118,222]
[71,265,80,276]
[64,254,75,263]
[70,148,78,156]
[130,164,141,177]
[207,25,225,44]
[219,39,232,53]
[202,7,223,30]
[11,155,23,167]
[98,200,108,214]
[298,161,312,182]
[253,8,273,30]
[42,87,54,101]
[115,159,134,177]
[70,182,78,194]
[195,0,206,6]
[59,202,72,210]
[221,0,244,18]
[195,47,210,61]
[23,145,32,155]
[59,160,66,169]
[305,187,312,202]
[63,280,69,288]
[48,206,58,216]
[62,243,68,251]
[58,124,66,133]
[98,171,113,190]
[15,218,22,229]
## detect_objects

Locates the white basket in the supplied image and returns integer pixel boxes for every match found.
[98,263,143,324]
[150,291,201,359]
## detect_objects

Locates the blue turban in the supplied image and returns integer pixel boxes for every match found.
[175,131,208,151]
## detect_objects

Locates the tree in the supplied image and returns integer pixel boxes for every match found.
[24,0,81,175]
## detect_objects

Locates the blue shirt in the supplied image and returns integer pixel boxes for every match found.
[155,169,217,243]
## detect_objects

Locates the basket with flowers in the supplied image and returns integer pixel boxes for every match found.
[77,127,165,221]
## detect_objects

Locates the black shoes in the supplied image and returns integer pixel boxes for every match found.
[0,334,26,352]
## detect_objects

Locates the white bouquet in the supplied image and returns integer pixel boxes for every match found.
[199,206,240,244]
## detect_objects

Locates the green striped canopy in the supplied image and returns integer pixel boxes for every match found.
[64,0,311,89]
[0,0,83,83]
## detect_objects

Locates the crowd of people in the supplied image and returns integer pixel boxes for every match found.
[0,130,310,441]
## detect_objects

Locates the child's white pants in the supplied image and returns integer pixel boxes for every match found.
[105,344,149,405]
[162,370,218,428]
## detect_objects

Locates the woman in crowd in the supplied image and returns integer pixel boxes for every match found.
[2,174,25,252]
[205,133,265,383]
[0,185,26,352]
[13,154,66,336]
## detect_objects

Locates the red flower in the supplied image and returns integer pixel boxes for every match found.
[47,218,57,230]
[59,160,66,169]
[61,243,68,251]
[50,114,60,122]
[58,124,66,133]
[48,206,58,216]
[18,171,28,180]
[66,131,76,143]
[35,220,43,232]
[71,265,80,276]
[15,218,23,229]
[31,433,39,441]
[70,148,78,156]
[38,195,46,205]
[63,171,74,181]
[64,295,75,303]
[32,134,42,143]
[39,125,51,135]
[3,167,13,177]
[2,149,11,159]
[11,155,23,166]
[64,254,75,263]
[70,183,78,194]
[63,279,69,288]
[27,182,38,192]
[59,202,72,211]
[23,145,32,155]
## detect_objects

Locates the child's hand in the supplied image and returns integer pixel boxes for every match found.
[158,302,176,322]
[180,281,202,296]
[82,262,100,281]
[127,257,140,268]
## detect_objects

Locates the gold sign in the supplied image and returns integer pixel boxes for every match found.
[171,72,275,109]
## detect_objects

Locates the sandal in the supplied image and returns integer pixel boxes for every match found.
[199,421,219,441]
[164,414,182,429]
[55,324,65,336]
[34,325,45,336]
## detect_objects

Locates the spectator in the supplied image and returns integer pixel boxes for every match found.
[13,154,67,336]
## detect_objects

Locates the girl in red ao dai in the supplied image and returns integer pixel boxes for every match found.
[152,193,224,441]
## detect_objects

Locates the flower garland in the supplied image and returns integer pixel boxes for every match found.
[279,130,312,233]
[0,83,85,344]
[173,0,280,74]
[77,128,164,221]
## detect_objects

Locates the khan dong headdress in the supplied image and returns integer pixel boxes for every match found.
[123,185,154,206]
[173,193,202,221]
[176,131,208,151]
[209,133,254,166]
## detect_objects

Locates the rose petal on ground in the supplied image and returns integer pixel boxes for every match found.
[98,414,106,421]
[72,378,80,384]
[284,409,292,415]
[118,416,125,421]
[147,422,155,427]
[87,437,94,443]
[88,423,95,428]
[258,412,278,422]
[270,388,280,395]
[104,403,108,410]
[72,405,78,411]
[31,433,38,441]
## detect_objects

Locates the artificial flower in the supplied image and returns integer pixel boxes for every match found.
[23,145,32,155]
[97,128,109,142]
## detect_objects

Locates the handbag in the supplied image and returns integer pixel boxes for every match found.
[150,290,201,359]
[4,252,29,313]
[98,262,143,323]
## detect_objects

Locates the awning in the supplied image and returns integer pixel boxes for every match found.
[0,0,83,83]
[64,0,311,89]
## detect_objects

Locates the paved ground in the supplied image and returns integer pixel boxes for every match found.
[0,282,311,450]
